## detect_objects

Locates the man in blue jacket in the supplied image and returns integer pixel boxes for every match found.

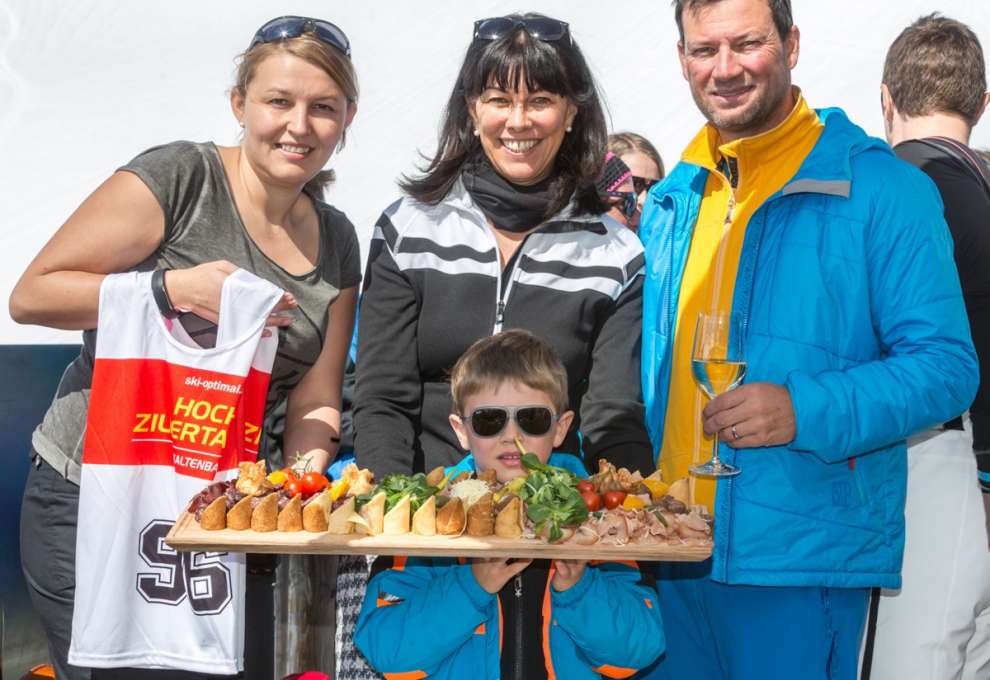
[638,1,978,678]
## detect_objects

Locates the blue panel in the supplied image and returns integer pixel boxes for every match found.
[1,345,80,678]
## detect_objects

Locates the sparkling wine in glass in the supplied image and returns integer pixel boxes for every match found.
[689,312,746,477]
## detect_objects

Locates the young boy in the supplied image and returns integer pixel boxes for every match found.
[354,330,665,679]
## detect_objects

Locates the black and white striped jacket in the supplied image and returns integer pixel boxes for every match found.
[353,180,653,478]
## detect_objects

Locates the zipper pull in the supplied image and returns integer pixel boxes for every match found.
[727,156,739,188]
[513,574,523,598]
[496,300,505,327]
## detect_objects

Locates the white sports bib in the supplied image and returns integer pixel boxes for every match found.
[69,269,282,673]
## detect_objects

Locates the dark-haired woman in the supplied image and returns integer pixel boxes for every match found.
[335,15,653,680]
[354,13,652,481]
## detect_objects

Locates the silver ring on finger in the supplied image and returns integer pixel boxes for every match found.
[731,424,739,440]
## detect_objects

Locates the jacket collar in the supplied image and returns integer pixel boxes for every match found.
[445,176,610,234]
[681,89,821,174]
[658,104,892,202]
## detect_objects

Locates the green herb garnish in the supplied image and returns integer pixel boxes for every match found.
[516,452,589,542]
[355,473,439,512]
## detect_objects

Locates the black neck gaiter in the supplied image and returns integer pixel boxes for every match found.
[461,155,557,233]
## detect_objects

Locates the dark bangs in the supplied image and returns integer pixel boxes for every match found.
[463,31,574,100]
[400,16,609,218]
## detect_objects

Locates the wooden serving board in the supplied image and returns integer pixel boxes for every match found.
[166,512,711,562]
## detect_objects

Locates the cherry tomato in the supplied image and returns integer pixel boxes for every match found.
[576,480,595,494]
[580,490,602,512]
[284,479,303,497]
[281,467,299,484]
[301,471,329,495]
[603,490,627,510]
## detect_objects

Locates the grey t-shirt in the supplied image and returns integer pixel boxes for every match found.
[32,141,362,482]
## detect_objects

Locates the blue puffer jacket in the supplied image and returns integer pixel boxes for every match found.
[639,108,978,589]
[354,557,664,680]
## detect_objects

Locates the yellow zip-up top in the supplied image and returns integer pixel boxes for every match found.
[660,90,823,511]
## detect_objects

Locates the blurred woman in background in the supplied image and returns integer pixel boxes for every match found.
[608,131,664,231]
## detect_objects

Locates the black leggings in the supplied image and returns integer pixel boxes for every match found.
[20,454,90,680]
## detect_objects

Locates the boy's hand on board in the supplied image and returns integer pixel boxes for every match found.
[551,559,587,592]
[471,557,532,594]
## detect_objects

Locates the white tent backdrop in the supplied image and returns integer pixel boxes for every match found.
[2,0,988,344]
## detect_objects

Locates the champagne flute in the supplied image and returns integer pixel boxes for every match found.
[689,311,746,477]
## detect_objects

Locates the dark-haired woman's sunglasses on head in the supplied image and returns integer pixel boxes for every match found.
[473,16,571,44]
[462,405,558,438]
[249,15,351,58]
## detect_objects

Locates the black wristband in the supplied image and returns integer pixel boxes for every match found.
[151,269,179,319]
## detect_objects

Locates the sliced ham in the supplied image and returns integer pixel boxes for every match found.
[567,525,601,546]
[596,511,629,546]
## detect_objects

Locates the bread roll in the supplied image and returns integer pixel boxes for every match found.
[199,496,227,531]
[494,496,524,539]
[226,496,254,530]
[277,495,303,532]
[435,497,465,536]
[466,492,495,537]
[251,494,278,532]
[303,489,332,532]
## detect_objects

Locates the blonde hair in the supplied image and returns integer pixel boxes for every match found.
[450,330,569,415]
[608,131,665,178]
[233,31,359,194]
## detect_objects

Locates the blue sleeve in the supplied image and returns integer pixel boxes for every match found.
[550,562,665,675]
[788,163,978,461]
[353,558,494,674]
[443,454,477,478]
[547,452,589,478]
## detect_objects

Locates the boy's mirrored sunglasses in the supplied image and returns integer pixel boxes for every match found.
[462,405,558,438]
[473,16,571,44]
[606,190,637,218]
[249,16,351,59]
[632,176,659,196]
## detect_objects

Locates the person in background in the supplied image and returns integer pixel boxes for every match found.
[354,330,665,680]
[9,16,360,679]
[637,1,978,678]
[597,151,639,229]
[608,132,665,230]
[341,13,653,679]
[872,13,990,679]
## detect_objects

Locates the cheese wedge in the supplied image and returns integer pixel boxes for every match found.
[383,495,411,535]
[328,497,355,534]
[353,491,386,536]
[412,495,437,536]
